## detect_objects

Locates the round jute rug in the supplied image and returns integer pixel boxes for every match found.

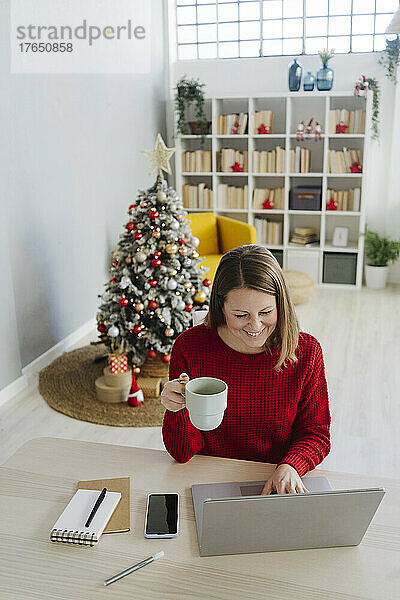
[38,345,166,427]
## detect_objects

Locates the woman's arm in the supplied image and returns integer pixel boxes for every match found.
[161,336,205,463]
[277,340,331,477]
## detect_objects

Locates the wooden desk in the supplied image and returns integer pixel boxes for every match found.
[1,437,399,599]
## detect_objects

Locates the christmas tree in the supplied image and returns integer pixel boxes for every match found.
[96,134,211,369]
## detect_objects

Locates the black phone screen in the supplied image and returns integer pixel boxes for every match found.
[146,494,178,535]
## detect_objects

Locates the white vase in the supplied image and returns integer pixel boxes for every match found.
[364,265,389,289]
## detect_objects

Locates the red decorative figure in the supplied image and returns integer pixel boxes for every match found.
[315,122,321,141]
[257,123,271,135]
[127,373,144,406]
[232,121,239,134]
[350,162,362,173]
[336,122,348,134]
[262,198,273,210]
[326,198,338,211]
[231,161,243,172]
[305,118,314,135]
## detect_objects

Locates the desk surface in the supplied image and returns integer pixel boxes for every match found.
[1,437,399,600]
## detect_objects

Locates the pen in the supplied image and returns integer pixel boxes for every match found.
[104,551,165,587]
[85,487,107,527]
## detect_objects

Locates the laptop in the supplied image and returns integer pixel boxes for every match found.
[191,477,385,556]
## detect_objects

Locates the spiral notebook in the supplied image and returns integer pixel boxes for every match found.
[50,489,121,546]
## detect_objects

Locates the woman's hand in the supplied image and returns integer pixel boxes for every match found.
[160,373,189,412]
[261,464,309,495]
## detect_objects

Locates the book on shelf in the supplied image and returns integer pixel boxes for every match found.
[255,217,283,245]
[253,110,275,134]
[253,186,285,210]
[328,148,361,173]
[181,150,212,173]
[328,109,366,134]
[327,187,361,211]
[289,147,310,173]
[290,226,319,246]
[182,183,213,209]
[252,146,285,173]
[217,183,248,209]
[216,112,248,135]
[216,148,248,172]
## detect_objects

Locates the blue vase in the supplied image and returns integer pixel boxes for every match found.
[316,64,334,91]
[288,58,302,92]
[303,71,315,91]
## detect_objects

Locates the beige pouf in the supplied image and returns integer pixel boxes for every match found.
[283,270,314,305]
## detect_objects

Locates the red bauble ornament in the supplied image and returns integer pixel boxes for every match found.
[147,349,157,359]
[152,258,162,267]
[178,237,188,245]
[112,260,119,267]
[149,279,158,287]
[97,323,106,332]
[161,353,171,363]
[185,303,193,312]
[126,222,135,231]
[133,325,142,334]
[153,251,161,259]
[110,277,117,283]
[119,298,129,307]
[203,278,212,287]
[148,300,158,310]
[149,209,159,220]
[134,232,143,240]
[129,203,136,210]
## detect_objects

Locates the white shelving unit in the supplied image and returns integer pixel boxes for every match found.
[175,92,371,288]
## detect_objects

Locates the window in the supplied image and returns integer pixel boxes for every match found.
[176,0,398,59]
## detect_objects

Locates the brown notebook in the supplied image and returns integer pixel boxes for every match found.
[77,477,130,533]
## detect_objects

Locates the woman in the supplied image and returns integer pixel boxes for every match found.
[161,245,331,495]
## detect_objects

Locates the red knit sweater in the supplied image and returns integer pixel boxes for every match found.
[162,324,331,477]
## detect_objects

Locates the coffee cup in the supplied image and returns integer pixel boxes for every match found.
[185,377,228,431]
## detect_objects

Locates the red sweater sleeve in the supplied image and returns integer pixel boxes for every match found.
[277,339,331,477]
[162,334,205,463]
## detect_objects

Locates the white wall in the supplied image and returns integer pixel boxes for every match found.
[171,53,400,282]
[0,0,168,389]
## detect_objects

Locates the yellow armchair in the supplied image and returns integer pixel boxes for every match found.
[187,212,257,281]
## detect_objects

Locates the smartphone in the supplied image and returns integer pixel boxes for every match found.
[144,493,179,539]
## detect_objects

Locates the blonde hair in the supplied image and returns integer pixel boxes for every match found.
[204,245,299,371]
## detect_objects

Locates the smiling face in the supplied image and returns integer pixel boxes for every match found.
[219,287,278,354]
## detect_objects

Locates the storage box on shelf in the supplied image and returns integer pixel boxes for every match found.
[174,92,370,287]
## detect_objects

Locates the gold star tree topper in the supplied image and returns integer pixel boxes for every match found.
[141,133,175,176]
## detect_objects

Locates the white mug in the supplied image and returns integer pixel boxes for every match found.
[185,377,228,431]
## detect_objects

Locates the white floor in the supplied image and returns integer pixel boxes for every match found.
[1,284,399,479]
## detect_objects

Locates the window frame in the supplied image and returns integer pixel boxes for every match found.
[175,0,397,60]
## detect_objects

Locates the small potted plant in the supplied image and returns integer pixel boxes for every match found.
[316,49,335,91]
[363,230,400,289]
[174,76,210,140]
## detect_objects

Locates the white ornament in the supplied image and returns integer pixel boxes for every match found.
[191,236,200,248]
[136,251,147,263]
[102,292,111,302]
[170,220,179,231]
[120,276,131,289]
[167,278,178,290]
[108,325,119,337]
[177,299,186,311]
